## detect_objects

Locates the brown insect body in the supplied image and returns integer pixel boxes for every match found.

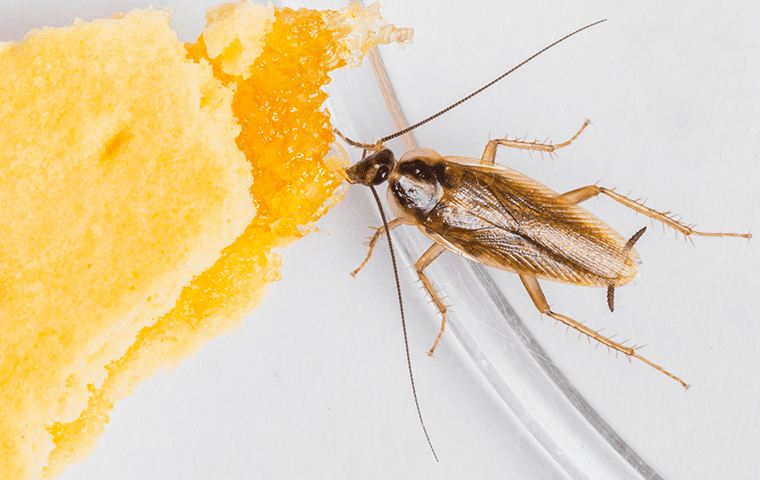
[336,19,750,459]
[385,148,640,290]
[342,114,749,393]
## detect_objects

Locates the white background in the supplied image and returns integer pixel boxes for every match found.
[3,0,759,479]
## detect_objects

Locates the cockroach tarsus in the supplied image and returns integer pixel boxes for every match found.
[334,19,750,459]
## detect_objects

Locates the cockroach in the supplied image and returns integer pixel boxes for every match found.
[335,19,750,459]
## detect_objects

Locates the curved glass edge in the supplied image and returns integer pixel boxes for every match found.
[323,37,664,480]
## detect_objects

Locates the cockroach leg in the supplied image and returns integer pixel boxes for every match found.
[556,185,601,204]
[481,119,591,164]
[558,185,751,239]
[350,218,403,277]
[519,274,690,389]
[413,243,448,356]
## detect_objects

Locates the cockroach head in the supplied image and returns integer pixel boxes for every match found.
[345,148,396,186]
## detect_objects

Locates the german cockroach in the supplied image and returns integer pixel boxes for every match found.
[334,20,750,455]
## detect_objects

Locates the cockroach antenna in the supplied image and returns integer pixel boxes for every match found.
[368,184,438,462]
[336,19,607,151]
[338,19,607,462]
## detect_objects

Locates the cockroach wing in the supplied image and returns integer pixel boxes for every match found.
[419,158,641,288]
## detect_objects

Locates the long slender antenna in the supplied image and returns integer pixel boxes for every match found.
[368,184,438,462]
[379,19,607,144]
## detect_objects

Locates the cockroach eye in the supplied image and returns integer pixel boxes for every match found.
[373,165,391,184]
[369,149,396,184]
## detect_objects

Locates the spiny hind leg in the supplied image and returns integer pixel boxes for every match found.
[350,218,403,277]
[414,243,448,356]
[556,185,751,239]
[518,274,689,389]
[556,185,603,204]
[481,119,591,164]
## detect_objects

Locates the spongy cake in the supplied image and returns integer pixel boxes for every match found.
[0,2,411,479]
[0,6,256,477]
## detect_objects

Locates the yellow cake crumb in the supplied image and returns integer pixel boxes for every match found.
[0,2,411,479]
[0,7,255,478]
[202,0,276,78]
